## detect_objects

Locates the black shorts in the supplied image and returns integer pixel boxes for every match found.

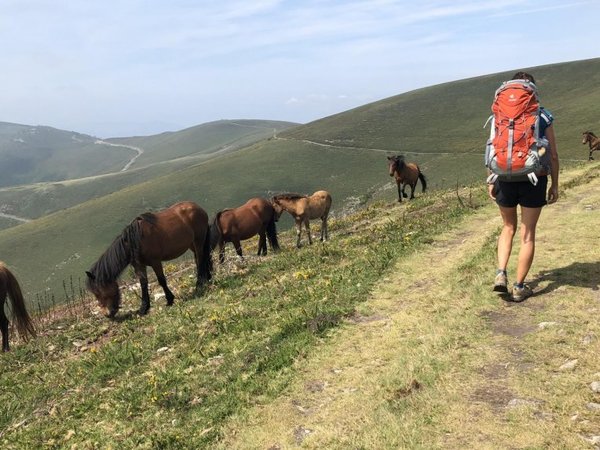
[494,176,548,208]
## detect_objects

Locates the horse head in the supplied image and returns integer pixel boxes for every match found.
[582,131,597,145]
[86,271,121,318]
[270,198,284,221]
[387,155,405,176]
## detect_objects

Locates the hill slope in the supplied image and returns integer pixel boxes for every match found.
[0,119,296,190]
[0,163,598,448]
[0,120,297,225]
[1,58,599,301]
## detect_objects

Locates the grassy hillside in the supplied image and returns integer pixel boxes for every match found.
[0,122,131,187]
[108,120,296,167]
[0,120,297,225]
[1,58,598,301]
[1,163,598,448]
[281,57,600,162]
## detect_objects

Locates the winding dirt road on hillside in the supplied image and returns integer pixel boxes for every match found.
[0,212,30,223]
[219,165,600,449]
[94,139,144,171]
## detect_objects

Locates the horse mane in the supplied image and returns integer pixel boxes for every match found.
[272,193,307,201]
[87,219,145,285]
[584,131,597,138]
[393,154,406,170]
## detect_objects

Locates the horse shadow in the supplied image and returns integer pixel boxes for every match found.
[529,262,600,295]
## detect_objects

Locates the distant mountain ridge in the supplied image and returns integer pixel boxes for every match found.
[0,119,298,189]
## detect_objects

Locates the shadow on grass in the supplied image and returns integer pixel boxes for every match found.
[531,261,600,295]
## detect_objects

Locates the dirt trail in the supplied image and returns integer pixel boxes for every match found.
[219,166,600,449]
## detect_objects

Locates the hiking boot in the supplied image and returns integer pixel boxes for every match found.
[493,271,508,293]
[511,283,533,302]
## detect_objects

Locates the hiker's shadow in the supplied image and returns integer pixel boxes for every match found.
[529,262,600,295]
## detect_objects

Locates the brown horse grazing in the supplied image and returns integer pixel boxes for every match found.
[271,190,332,248]
[86,201,212,318]
[0,262,35,352]
[387,155,427,202]
[582,131,600,161]
[210,197,279,264]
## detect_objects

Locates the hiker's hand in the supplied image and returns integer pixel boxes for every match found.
[488,183,496,200]
[547,184,559,204]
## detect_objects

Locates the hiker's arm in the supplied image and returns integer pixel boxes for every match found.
[546,125,559,204]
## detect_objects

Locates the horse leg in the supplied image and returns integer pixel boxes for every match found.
[232,238,244,261]
[219,241,225,264]
[135,265,151,315]
[320,217,327,242]
[152,263,175,306]
[409,182,416,199]
[0,300,9,352]
[305,219,313,245]
[396,183,403,202]
[295,218,303,248]
[257,230,267,256]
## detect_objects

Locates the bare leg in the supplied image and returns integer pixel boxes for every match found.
[152,263,175,305]
[516,206,543,284]
[497,206,518,272]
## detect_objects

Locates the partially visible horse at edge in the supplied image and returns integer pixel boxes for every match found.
[86,201,212,318]
[271,190,332,248]
[210,197,279,264]
[387,155,427,202]
[582,131,600,161]
[1,262,35,352]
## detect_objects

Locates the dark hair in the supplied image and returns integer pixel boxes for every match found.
[512,71,535,84]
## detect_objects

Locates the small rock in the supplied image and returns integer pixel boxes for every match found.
[586,402,600,411]
[156,346,170,353]
[583,435,600,445]
[590,381,600,393]
[538,322,558,330]
[582,334,595,345]
[154,293,165,300]
[559,359,578,371]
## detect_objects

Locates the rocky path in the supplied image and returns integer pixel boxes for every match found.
[219,166,600,449]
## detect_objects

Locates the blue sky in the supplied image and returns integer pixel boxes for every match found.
[1,0,599,137]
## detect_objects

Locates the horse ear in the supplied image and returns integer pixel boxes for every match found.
[85,271,95,281]
[387,156,393,160]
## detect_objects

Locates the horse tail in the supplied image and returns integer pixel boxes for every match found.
[199,226,213,282]
[4,269,35,340]
[209,212,223,251]
[266,211,280,251]
[418,169,427,192]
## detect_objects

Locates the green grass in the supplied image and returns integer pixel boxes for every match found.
[0,185,483,448]
[0,57,597,303]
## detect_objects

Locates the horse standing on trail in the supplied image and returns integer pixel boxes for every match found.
[271,190,332,248]
[582,131,600,161]
[86,201,212,318]
[0,262,35,352]
[387,155,427,202]
[210,197,279,264]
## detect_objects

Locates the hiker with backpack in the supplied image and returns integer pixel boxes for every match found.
[485,71,559,302]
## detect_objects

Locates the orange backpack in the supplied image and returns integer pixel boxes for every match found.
[484,79,549,185]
